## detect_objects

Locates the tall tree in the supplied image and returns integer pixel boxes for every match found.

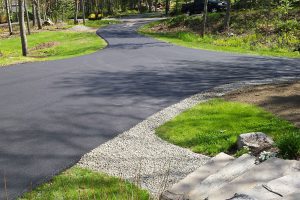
[4,0,13,35]
[24,0,31,35]
[74,0,78,24]
[18,0,28,56]
[82,0,86,25]
[201,0,208,37]
[33,0,42,29]
[32,3,36,26]
[165,0,170,15]
[224,0,231,32]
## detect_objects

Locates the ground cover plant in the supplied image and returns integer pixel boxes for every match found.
[139,9,300,58]
[156,99,300,159]
[19,167,149,200]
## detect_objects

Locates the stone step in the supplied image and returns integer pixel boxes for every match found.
[160,152,234,200]
[207,158,300,200]
[274,192,300,200]
[243,172,300,200]
[188,154,256,200]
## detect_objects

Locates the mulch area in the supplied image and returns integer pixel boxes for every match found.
[224,81,300,128]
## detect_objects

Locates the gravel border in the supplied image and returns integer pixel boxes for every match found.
[77,76,299,198]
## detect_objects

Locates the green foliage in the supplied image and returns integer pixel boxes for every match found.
[156,99,300,159]
[50,0,75,21]
[235,147,250,157]
[278,0,299,17]
[277,132,300,159]
[140,9,300,58]
[275,19,300,33]
[19,167,149,200]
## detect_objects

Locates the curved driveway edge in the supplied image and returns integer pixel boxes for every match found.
[1,17,300,199]
[78,76,299,197]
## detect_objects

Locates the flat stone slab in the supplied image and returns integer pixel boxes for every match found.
[188,154,256,200]
[160,152,234,200]
[207,158,300,200]
[243,172,300,200]
[275,192,300,200]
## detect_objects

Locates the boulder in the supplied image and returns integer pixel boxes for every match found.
[237,132,274,151]
[43,18,54,26]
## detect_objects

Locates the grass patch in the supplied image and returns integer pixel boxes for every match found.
[19,167,149,200]
[156,99,300,159]
[139,11,300,58]
[0,30,106,66]
[84,20,120,28]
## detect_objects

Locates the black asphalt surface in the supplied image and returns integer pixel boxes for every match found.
[0,18,300,199]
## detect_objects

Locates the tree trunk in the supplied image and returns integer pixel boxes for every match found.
[148,0,153,12]
[201,0,208,37]
[82,0,86,25]
[33,0,42,29]
[32,3,36,26]
[138,0,142,13]
[224,0,231,32]
[165,0,170,15]
[74,0,78,24]
[18,0,28,56]
[16,0,19,22]
[4,0,13,35]
[24,0,31,35]
[154,0,158,12]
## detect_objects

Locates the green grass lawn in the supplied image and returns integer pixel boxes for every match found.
[19,167,149,200]
[156,99,300,159]
[84,19,120,28]
[0,30,106,66]
[139,29,300,58]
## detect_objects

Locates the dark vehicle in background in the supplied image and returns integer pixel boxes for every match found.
[182,0,227,14]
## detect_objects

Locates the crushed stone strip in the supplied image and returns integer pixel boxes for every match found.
[77,76,299,198]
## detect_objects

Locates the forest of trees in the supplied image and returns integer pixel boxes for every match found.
[0,0,299,56]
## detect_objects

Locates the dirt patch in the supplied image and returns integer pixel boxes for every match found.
[224,81,300,128]
[30,41,60,51]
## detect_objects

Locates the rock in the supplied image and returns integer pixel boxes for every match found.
[237,132,274,151]
[43,18,54,26]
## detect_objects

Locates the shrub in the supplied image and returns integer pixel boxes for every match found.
[275,19,300,33]
[276,132,300,159]
[97,13,103,19]
[88,13,97,20]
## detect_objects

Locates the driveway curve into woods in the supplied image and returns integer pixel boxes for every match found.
[0,18,300,199]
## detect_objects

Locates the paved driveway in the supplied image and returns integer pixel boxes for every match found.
[0,18,299,199]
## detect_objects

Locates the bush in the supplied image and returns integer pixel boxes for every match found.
[88,13,97,20]
[275,19,300,33]
[97,13,103,19]
[276,132,300,159]
[88,13,103,20]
